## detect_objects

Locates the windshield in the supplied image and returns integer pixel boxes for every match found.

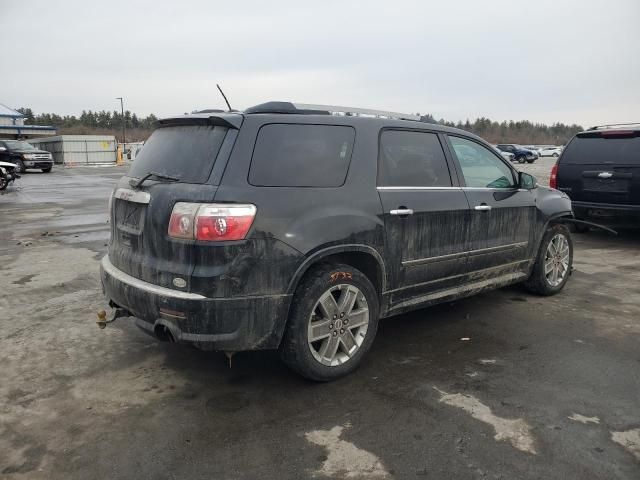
[4,140,36,150]
[127,125,228,184]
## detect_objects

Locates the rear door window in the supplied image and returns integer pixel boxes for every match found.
[449,136,516,188]
[249,124,355,187]
[561,134,640,164]
[378,130,452,187]
[128,125,228,184]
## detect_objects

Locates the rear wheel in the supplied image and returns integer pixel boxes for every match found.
[524,224,573,295]
[279,263,379,381]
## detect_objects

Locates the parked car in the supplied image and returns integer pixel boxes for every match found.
[494,145,515,161]
[100,101,574,381]
[552,124,639,229]
[0,140,53,173]
[496,144,538,163]
[539,146,563,157]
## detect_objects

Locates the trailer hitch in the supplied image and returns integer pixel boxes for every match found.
[96,306,130,329]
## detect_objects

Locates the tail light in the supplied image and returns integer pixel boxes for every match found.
[550,163,558,189]
[168,202,257,241]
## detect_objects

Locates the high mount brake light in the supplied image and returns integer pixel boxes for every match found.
[550,163,558,189]
[168,203,257,241]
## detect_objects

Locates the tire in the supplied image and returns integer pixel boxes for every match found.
[518,156,526,164]
[524,224,573,296]
[527,159,535,164]
[14,160,25,173]
[42,167,52,173]
[0,176,7,190]
[552,153,559,157]
[279,263,379,381]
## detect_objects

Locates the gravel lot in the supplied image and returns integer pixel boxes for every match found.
[1,164,639,479]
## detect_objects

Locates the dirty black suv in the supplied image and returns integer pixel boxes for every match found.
[101,102,574,380]
[552,124,640,229]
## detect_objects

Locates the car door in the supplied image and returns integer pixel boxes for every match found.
[446,135,536,275]
[377,129,472,305]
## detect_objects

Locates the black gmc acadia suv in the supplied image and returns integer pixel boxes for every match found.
[101,102,574,380]
[552,124,640,229]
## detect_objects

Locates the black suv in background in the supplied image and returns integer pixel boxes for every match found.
[101,102,574,380]
[0,140,53,173]
[552,124,640,228]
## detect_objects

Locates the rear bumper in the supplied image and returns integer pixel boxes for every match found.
[572,201,640,225]
[100,255,292,351]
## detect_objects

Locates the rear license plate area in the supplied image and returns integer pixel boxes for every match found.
[115,198,146,233]
[583,178,628,193]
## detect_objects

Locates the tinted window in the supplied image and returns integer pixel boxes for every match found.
[449,136,516,188]
[249,124,355,187]
[561,134,640,164]
[378,130,452,187]
[128,125,228,184]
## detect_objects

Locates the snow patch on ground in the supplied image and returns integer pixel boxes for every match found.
[611,428,640,460]
[305,424,390,478]
[568,413,600,424]
[435,388,537,454]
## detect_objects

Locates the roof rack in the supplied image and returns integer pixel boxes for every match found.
[588,122,640,130]
[244,101,420,122]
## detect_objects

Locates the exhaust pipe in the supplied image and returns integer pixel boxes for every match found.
[153,320,180,343]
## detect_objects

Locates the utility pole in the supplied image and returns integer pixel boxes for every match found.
[116,97,126,149]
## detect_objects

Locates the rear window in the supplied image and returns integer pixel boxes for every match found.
[128,125,228,183]
[561,134,640,165]
[378,130,452,187]
[249,124,355,187]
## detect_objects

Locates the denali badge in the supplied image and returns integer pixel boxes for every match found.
[597,172,613,179]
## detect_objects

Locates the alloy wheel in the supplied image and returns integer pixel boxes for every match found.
[307,284,369,366]
[544,233,570,287]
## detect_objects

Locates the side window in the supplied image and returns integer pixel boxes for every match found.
[449,136,516,189]
[249,124,355,187]
[378,130,452,187]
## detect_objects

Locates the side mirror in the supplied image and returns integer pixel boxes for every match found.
[519,171,537,189]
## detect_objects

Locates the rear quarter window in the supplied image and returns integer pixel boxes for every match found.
[561,134,640,164]
[249,124,355,187]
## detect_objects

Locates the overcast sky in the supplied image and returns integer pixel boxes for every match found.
[1,0,639,127]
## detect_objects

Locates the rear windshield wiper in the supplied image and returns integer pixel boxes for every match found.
[130,171,180,189]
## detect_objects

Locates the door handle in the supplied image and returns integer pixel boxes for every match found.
[474,205,492,211]
[390,208,414,216]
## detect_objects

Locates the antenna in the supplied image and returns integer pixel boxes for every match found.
[216,84,232,112]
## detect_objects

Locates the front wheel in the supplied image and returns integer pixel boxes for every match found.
[0,175,7,190]
[518,156,526,164]
[42,167,52,173]
[527,159,535,164]
[552,153,559,157]
[15,160,26,173]
[524,224,573,295]
[279,263,379,381]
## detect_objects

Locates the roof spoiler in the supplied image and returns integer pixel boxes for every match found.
[157,113,243,129]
